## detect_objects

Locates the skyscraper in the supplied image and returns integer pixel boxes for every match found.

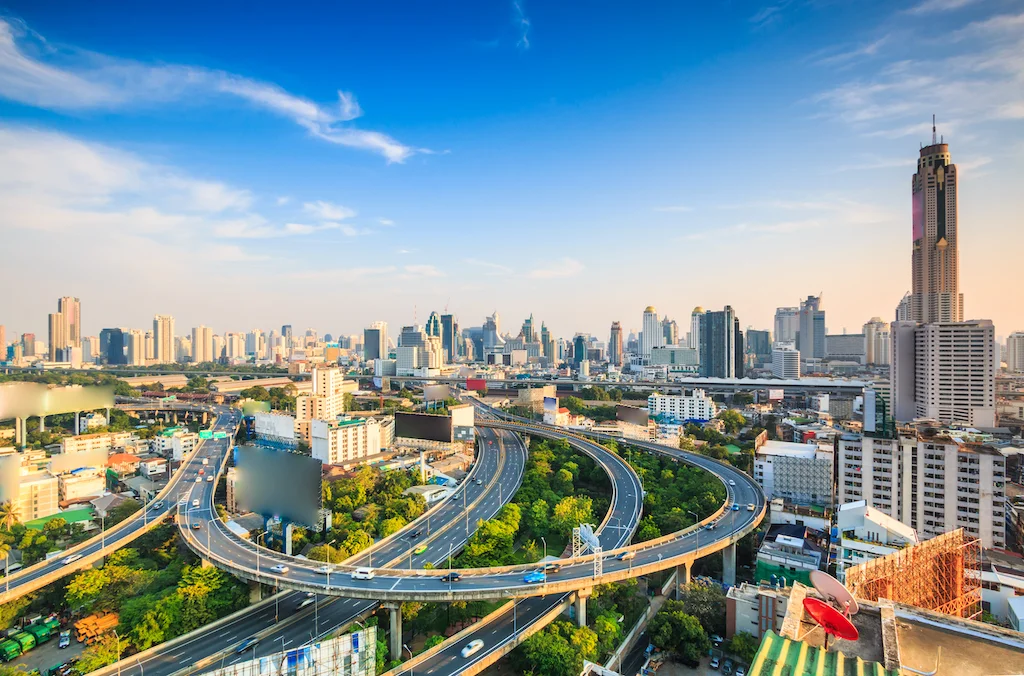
[863,318,890,366]
[57,297,81,348]
[153,315,175,364]
[689,307,704,363]
[541,323,555,364]
[699,306,739,378]
[572,334,588,369]
[911,121,963,324]
[797,296,826,361]
[746,329,771,366]
[48,312,66,361]
[126,329,145,366]
[894,292,912,321]
[425,311,441,338]
[641,306,664,361]
[192,325,214,363]
[100,328,127,365]
[281,325,293,345]
[363,321,387,362]
[1006,332,1024,373]
[661,318,678,346]
[609,321,623,367]
[440,314,458,363]
[773,307,799,344]
[521,314,535,343]
[21,333,35,357]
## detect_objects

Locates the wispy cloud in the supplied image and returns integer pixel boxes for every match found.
[904,0,981,15]
[401,264,445,279]
[377,218,395,226]
[513,1,531,50]
[653,205,692,213]
[0,18,426,163]
[813,35,890,67]
[464,258,513,276]
[528,257,584,279]
[303,200,357,221]
[750,0,795,29]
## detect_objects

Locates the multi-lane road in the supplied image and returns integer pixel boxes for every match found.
[97,418,529,676]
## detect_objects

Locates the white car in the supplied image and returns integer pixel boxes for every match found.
[192,499,200,508]
[351,567,375,580]
[195,476,202,483]
[61,554,83,565]
[460,639,484,658]
[270,564,290,574]
[206,476,214,482]
[317,565,333,574]
[728,480,736,487]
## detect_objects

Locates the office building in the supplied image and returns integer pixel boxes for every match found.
[81,335,99,363]
[772,347,801,379]
[153,314,175,364]
[571,334,588,369]
[425,311,441,339]
[20,333,34,357]
[608,321,623,367]
[835,500,919,582]
[892,320,996,427]
[649,346,698,372]
[863,318,891,366]
[839,430,1005,549]
[191,325,214,363]
[895,292,912,321]
[746,329,771,366]
[281,325,293,344]
[754,440,833,506]
[57,296,81,349]
[661,317,678,346]
[245,329,265,359]
[640,306,664,360]
[797,295,826,361]
[688,307,704,363]
[699,306,740,378]
[100,328,126,365]
[774,307,799,344]
[911,124,963,323]
[440,314,458,362]
[521,314,535,343]
[648,389,716,422]
[126,329,145,365]
[48,311,67,361]
[363,321,387,362]
[1007,332,1024,372]
[311,417,383,466]
[826,333,866,364]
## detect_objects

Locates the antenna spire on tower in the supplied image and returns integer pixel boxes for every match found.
[932,114,937,145]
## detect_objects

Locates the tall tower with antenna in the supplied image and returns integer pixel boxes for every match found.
[911,116,962,323]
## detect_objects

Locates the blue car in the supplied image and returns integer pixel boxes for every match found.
[523,571,547,584]
[731,504,740,511]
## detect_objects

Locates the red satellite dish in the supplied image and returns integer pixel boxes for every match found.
[803,597,859,642]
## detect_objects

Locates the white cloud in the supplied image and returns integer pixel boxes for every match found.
[904,0,981,15]
[513,1,531,50]
[814,35,890,67]
[276,196,291,206]
[653,205,692,213]
[402,264,445,278]
[750,0,795,28]
[0,18,425,163]
[303,200,357,221]
[378,218,395,226]
[528,258,584,279]
[396,248,412,254]
[464,258,513,275]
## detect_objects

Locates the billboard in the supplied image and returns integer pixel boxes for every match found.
[254,412,297,440]
[768,389,784,401]
[466,378,487,391]
[0,382,114,420]
[0,455,20,508]
[240,400,271,416]
[234,446,322,527]
[395,412,452,443]
[50,448,107,475]
[616,405,649,427]
[543,396,558,413]
[423,384,450,402]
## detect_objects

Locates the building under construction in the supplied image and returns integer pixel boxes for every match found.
[844,528,981,620]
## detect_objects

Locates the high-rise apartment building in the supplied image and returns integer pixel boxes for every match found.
[225,332,245,359]
[826,334,866,364]
[57,296,81,348]
[126,329,145,365]
[661,318,678,346]
[609,321,623,367]
[838,430,1005,549]
[641,306,664,361]
[153,314,175,364]
[191,325,213,363]
[174,336,192,363]
[689,307,704,362]
[911,124,963,323]
[774,307,799,344]
[699,306,739,378]
[797,295,826,361]
[21,333,34,357]
[1007,332,1024,373]
[771,346,801,379]
[863,318,891,366]
[746,329,771,366]
[364,321,387,362]
[48,312,66,361]
[892,320,996,427]
[144,330,154,360]
[211,334,225,362]
[99,328,127,365]
[281,325,293,344]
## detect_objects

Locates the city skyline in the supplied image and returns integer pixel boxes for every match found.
[1,2,1022,339]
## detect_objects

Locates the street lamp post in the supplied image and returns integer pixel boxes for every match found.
[541,537,547,561]
[687,510,700,554]
[113,630,121,676]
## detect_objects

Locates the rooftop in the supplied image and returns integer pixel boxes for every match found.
[757,439,820,459]
[749,630,897,676]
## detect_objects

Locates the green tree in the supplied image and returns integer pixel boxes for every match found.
[551,495,593,537]
[676,582,727,636]
[594,610,623,657]
[716,409,745,434]
[74,633,124,672]
[423,634,445,650]
[106,498,143,527]
[727,631,759,663]
[526,499,550,538]
[378,516,406,538]
[554,468,574,495]
[648,602,711,666]
[636,515,661,542]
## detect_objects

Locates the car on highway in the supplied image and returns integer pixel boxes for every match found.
[409,529,422,539]
[154,501,164,510]
[616,550,635,561]
[706,523,716,531]
[195,476,202,483]
[523,570,546,584]
[179,498,187,506]
[297,596,316,610]
[192,499,200,508]
[475,478,483,485]
[351,567,375,580]
[441,572,461,583]
[413,544,427,555]
[198,469,204,475]
[542,562,562,573]
[728,479,736,486]
[236,636,260,653]
[317,565,333,574]
[460,639,485,658]
[269,564,289,574]
[61,554,82,565]
[732,504,740,511]
[747,503,755,511]
[206,476,214,482]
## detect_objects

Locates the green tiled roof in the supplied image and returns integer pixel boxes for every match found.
[749,631,899,676]
[25,507,96,530]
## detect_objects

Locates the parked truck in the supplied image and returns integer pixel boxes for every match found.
[0,638,21,662]
[11,631,37,653]
[25,623,52,645]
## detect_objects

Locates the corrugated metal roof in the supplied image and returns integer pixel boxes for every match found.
[749,630,900,676]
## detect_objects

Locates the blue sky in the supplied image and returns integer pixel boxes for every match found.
[1,0,1021,342]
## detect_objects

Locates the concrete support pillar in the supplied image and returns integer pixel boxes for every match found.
[75,412,81,433]
[200,557,213,568]
[723,543,737,586]
[385,602,402,661]
[284,523,295,556]
[16,417,25,448]
[38,415,45,433]
[106,407,111,422]
[203,411,209,425]
[574,587,592,628]
[249,581,263,603]
[675,561,692,600]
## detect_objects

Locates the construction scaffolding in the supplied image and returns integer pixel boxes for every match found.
[844,528,981,620]
[199,627,377,676]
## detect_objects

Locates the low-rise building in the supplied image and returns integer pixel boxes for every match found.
[754,440,833,507]
[647,389,716,423]
[62,431,132,455]
[78,412,108,433]
[402,484,452,505]
[58,470,105,502]
[16,471,59,522]
[835,500,919,582]
[139,457,167,477]
[311,417,382,466]
[152,429,199,461]
[755,525,825,586]
[106,452,141,477]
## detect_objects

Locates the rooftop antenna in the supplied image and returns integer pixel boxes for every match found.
[932,114,937,145]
